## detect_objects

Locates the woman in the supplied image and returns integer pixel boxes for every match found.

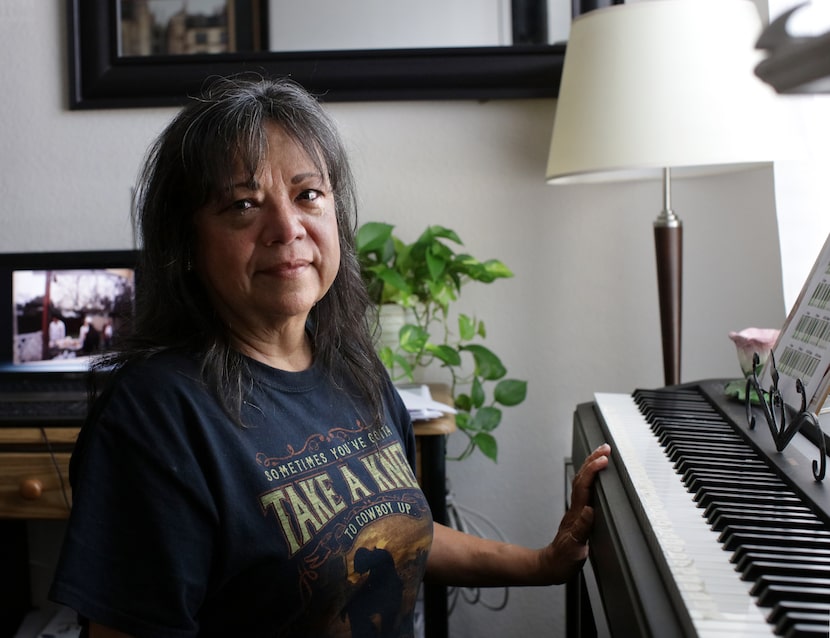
[50,75,609,638]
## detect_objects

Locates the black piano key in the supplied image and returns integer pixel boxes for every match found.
[665,441,756,461]
[755,583,830,607]
[732,543,830,566]
[684,467,781,484]
[777,611,830,633]
[719,524,830,540]
[783,622,830,637]
[708,501,814,522]
[659,433,743,450]
[775,611,828,636]
[752,575,830,603]
[735,551,830,575]
[684,466,784,481]
[698,489,803,509]
[655,428,744,441]
[720,529,830,552]
[767,600,830,627]
[676,459,772,476]
[688,475,790,494]
[711,509,822,533]
[740,559,830,581]
[653,423,740,436]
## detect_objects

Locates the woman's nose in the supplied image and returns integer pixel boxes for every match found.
[261,200,306,245]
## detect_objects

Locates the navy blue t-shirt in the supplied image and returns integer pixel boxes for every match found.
[49,352,433,637]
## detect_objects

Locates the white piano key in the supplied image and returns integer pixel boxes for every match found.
[595,393,774,637]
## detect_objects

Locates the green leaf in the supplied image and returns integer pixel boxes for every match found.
[473,432,498,462]
[398,324,429,353]
[494,379,528,406]
[476,320,486,339]
[378,346,394,369]
[425,246,448,282]
[471,376,485,409]
[470,406,502,432]
[356,222,393,252]
[378,347,414,381]
[390,354,414,381]
[427,282,455,310]
[454,394,472,412]
[424,225,463,246]
[376,267,410,294]
[426,343,462,366]
[462,344,506,380]
[458,314,476,341]
[481,259,514,280]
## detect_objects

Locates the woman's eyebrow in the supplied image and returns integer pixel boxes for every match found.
[230,178,260,191]
[291,171,324,185]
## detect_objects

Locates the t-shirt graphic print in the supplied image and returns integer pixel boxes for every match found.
[257,418,433,637]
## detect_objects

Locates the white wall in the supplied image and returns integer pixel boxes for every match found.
[766,0,830,311]
[2,2,792,636]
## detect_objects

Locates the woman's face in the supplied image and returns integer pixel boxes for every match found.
[193,122,340,340]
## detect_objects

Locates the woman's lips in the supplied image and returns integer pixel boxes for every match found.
[258,260,310,278]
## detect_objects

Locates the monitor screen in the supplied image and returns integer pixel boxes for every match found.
[0,250,139,373]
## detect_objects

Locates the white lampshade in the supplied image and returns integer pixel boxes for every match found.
[546,0,787,184]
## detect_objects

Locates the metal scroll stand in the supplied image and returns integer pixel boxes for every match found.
[744,351,827,482]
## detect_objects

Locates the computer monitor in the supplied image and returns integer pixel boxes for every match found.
[0,250,139,374]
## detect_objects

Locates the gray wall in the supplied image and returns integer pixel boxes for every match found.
[2,2,790,636]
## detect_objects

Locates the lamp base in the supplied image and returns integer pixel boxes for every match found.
[654,222,682,386]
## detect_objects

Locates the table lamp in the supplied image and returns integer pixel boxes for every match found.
[546,0,786,386]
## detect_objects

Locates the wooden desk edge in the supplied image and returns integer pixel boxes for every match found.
[413,418,456,436]
[413,383,456,436]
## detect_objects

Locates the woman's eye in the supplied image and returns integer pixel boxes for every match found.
[298,189,323,203]
[228,199,256,213]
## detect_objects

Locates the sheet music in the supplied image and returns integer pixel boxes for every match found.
[761,231,830,414]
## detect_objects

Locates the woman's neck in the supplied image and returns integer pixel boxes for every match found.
[229,322,313,372]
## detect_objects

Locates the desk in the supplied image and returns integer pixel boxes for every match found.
[0,428,75,519]
[0,427,76,635]
[412,384,456,638]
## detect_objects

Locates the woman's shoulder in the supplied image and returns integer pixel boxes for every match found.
[111,349,200,383]
[92,350,206,414]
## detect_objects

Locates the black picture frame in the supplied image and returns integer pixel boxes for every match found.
[67,0,569,109]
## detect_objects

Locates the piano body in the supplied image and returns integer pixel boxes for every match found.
[567,379,830,637]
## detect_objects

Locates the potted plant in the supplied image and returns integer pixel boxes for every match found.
[356,221,527,462]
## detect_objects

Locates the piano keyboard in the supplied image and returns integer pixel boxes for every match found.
[594,389,830,637]
[594,392,772,637]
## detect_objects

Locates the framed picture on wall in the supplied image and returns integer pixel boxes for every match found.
[573,0,624,18]
[68,0,610,109]
[117,0,267,57]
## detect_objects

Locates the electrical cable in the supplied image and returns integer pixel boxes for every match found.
[444,483,510,614]
[39,426,71,513]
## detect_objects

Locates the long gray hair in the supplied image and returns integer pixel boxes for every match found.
[102,75,387,427]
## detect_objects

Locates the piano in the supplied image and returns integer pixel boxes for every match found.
[567,379,830,638]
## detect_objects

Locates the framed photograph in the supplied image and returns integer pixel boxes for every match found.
[573,0,623,18]
[67,0,569,109]
[117,0,266,57]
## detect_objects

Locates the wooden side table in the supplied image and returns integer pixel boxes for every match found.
[0,426,77,635]
[412,384,455,638]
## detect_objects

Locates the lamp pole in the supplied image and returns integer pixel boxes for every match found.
[654,167,682,386]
